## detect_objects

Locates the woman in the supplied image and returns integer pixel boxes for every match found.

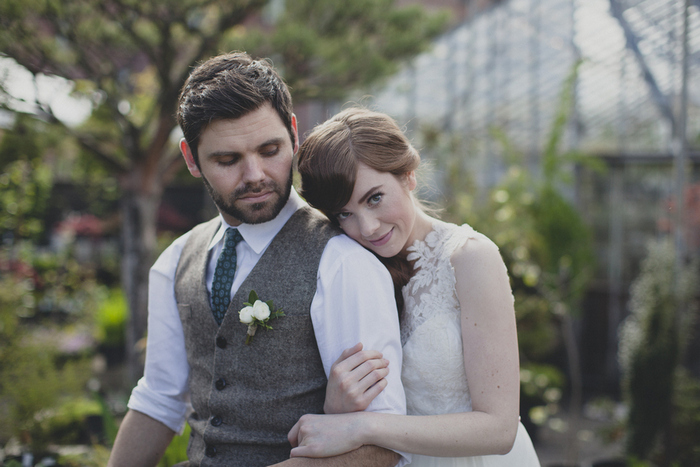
[291,107,541,466]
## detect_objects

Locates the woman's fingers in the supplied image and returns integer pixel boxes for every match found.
[288,419,301,447]
[288,413,364,459]
[333,342,363,365]
[332,346,385,375]
[325,344,390,413]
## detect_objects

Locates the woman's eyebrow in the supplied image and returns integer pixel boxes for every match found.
[358,185,382,204]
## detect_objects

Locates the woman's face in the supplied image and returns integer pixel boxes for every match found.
[335,162,418,258]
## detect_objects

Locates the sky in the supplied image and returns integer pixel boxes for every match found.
[0,56,93,128]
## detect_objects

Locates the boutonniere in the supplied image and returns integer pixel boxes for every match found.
[238,290,284,345]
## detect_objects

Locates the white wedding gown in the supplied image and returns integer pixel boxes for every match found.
[400,222,541,466]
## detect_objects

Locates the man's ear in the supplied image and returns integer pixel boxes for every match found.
[180,138,202,178]
[291,114,299,155]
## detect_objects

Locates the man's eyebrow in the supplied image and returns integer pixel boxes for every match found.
[258,137,285,148]
[205,150,240,159]
[358,185,382,204]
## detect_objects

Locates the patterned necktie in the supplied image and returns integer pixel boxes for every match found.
[211,227,244,325]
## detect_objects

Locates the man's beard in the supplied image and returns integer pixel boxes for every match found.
[202,166,293,225]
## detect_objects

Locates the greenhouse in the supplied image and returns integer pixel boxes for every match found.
[364,0,700,391]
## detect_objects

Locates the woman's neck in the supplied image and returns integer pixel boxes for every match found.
[403,207,436,254]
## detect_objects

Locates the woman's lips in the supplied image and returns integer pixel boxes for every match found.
[369,228,393,247]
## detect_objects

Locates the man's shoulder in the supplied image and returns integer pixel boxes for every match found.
[322,234,388,274]
[151,217,220,275]
[291,206,341,237]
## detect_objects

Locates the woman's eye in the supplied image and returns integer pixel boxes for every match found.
[336,212,350,221]
[368,193,383,205]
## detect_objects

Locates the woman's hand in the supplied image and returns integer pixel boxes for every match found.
[288,413,367,458]
[324,343,390,414]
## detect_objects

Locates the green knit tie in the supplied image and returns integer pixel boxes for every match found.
[211,228,244,325]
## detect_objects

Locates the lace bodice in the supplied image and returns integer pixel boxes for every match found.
[400,222,486,416]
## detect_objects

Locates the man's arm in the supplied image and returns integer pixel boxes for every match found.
[271,446,400,467]
[310,236,408,466]
[108,409,176,467]
[110,235,192,467]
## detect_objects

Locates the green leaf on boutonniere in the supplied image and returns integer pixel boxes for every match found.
[247,290,259,305]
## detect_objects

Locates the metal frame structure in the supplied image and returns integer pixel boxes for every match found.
[363,0,699,389]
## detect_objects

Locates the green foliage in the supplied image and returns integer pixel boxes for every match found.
[247,0,449,101]
[1,0,450,373]
[440,61,598,328]
[0,342,92,452]
[0,0,447,174]
[0,156,52,240]
[95,392,119,446]
[433,65,601,454]
[0,242,104,450]
[30,397,103,446]
[57,445,112,467]
[157,423,191,467]
[672,369,700,467]
[514,292,560,359]
[520,362,565,426]
[95,288,127,348]
[618,239,699,464]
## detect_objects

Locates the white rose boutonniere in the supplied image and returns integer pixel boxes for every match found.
[239,290,284,345]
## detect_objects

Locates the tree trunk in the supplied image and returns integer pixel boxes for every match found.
[120,170,162,384]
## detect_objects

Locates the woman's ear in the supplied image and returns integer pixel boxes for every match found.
[405,171,417,191]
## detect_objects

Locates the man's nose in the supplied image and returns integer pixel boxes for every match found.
[241,155,265,183]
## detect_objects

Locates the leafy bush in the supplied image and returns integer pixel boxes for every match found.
[95,288,127,349]
[618,239,699,464]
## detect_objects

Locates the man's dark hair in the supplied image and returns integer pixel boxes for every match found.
[177,51,295,166]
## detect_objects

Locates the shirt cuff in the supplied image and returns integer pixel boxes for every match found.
[393,451,411,467]
[127,377,189,434]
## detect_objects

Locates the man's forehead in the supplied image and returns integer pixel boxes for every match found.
[198,106,289,153]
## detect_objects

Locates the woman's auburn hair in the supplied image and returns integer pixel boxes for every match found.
[297,107,421,313]
[298,107,420,221]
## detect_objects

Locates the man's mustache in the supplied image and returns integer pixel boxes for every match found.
[233,181,278,199]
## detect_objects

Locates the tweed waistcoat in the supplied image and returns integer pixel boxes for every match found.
[174,207,340,467]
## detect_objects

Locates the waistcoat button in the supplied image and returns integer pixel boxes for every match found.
[215,378,226,390]
[211,415,222,426]
[216,336,227,349]
[205,445,217,457]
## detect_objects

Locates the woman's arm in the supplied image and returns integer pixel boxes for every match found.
[290,236,521,458]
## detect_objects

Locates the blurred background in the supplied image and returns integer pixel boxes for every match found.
[0,1,698,466]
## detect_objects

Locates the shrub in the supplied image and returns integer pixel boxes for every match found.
[618,239,699,464]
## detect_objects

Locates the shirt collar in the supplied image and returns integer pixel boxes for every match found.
[207,187,307,254]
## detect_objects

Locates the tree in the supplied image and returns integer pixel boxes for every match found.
[0,0,447,381]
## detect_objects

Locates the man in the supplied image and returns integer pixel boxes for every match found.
[107,52,407,467]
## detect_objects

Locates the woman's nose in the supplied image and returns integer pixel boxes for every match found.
[358,213,380,238]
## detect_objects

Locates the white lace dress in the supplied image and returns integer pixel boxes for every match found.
[401,222,540,466]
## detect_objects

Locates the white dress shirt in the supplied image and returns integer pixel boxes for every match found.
[128,188,408,464]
